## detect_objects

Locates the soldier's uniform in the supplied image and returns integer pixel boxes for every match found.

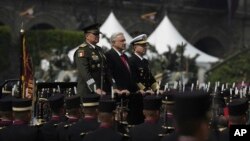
[74,24,116,96]
[160,91,176,134]
[129,95,164,141]
[219,98,249,141]
[129,34,159,92]
[39,94,66,141]
[0,98,38,141]
[68,94,100,141]
[162,91,212,141]
[57,95,81,141]
[0,96,13,127]
[83,99,124,141]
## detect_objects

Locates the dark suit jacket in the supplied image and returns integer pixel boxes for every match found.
[105,48,137,92]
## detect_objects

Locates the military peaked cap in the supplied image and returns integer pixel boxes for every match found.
[0,96,12,111]
[98,99,116,113]
[65,95,81,109]
[228,98,248,116]
[12,98,32,112]
[174,91,211,120]
[130,34,148,45]
[83,23,100,34]
[82,94,100,107]
[143,95,162,110]
[48,94,64,110]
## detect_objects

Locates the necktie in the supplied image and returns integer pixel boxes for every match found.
[120,54,130,72]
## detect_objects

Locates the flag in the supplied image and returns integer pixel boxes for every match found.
[141,12,157,23]
[20,29,35,99]
[19,6,34,18]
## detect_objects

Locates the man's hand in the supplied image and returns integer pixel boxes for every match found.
[95,88,106,95]
[113,89,121,95]
[145,90,155,95]
[120,89,130,96]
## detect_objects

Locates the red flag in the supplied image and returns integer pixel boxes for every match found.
[20,29,35,99]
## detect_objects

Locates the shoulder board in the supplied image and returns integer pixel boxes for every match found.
[79,43,87,48]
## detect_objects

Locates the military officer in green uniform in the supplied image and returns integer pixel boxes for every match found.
[74,23,117,96]
[129,34,159,94]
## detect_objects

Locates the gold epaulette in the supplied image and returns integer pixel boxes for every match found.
[79,43,87,48]
[137,83,146,90]
[151,82,160,91]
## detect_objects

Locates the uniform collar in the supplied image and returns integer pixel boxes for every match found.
[51,115,60,121]
[84,115,97,121]
[145,119,157,124]
[0,120,12,126]
[67,116,79,123]
[87,42,96,49]
[13,120,28,125]
[100,123,112,128]
[112,47,123,56]
[134,52,144,60]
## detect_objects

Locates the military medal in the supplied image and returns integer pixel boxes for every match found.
[78,50,84,57]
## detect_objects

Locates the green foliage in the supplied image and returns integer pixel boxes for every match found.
[207,51,250,83]
[26,29,83,65]
[0,26,11,70]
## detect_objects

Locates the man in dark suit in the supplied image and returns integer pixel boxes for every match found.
[74,23,117,97]
[129,34,159,94]
[68,94,100,141]
[0,98,38,141]
[105,32,137,94]
[129,95,164,141]
[83,99,124,141]
[105,32,143,125]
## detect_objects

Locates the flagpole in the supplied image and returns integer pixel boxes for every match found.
[20,23,25,98]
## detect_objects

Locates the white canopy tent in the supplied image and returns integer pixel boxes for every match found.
[98,11,132,49]
[68,12,132,62]
[148,16,219,63]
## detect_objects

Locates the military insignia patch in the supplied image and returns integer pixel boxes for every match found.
[78,50,85,57]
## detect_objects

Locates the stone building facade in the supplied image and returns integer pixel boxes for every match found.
[0,0,249,82]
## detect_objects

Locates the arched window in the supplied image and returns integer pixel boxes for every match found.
[194,37,224,58]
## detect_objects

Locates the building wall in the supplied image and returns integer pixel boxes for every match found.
[0,0,249,82]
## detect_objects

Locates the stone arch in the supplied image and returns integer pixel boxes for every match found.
[25,14,65,30]
[194,37,224,58]
[190,26,229,58]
